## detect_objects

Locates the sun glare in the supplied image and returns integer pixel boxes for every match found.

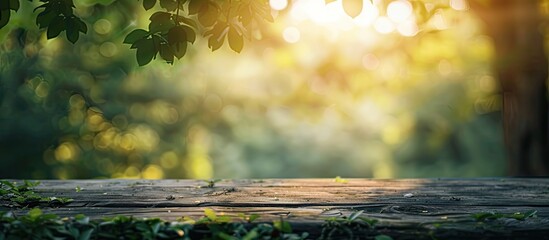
[286,0,419,37]
[387,0,413,23]
[374,16,395,34]
[397,19,418,37]
[270,0,289,11]
[450,0,469,11]
[353,1,380,27]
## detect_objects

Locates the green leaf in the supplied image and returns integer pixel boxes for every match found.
[523,210,538,219]
[204,208,217,221]
[159,0,177,11]
[60,3,73,16]
[1,180,15,189]
[242,229,259,240]
[47,16,65,39]
[250,1,273,23]
[217,232,237,240]
[176,16,198,29]
[237,3,253,26]
[172,40,187,59]
[75,18,87,33]
[208,34,224,51]
[78,229,93,240]
[134,38,156,66]
[358,217,378,227]
[248,214,260,223]
[216,216,232,223]
[143,0,156,10]
[0,9,11,29]
[167,25,187,59]
[23,180,40,188]
[472,212,500,221]
[28,208,43,220]
[66,17,79,43]
[75,214,90,224]
[167,25,186,45]
[273,220,292,233]
[342,0,363,18]
[159,44,174,63]
[228,26,243,53]
[36,9,57,29]
[9,0,19,11]
[124,29,149,44]
[0,1,8,10]
[180,25,195,43]
[187,0,204,15]
[149,11,174,33]
[197,3,217,27]
[334,176,349,183]
[375,235,394,240]
[205,22,228,51]
[348,210,364,221]
[511,210,537,221]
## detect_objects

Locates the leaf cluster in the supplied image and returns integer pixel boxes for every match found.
[34,0,87,43]
[1,0,450,67]
[180,208,307,240]
[0,208,310,240]
[0,209,192,240]
[1,0,87,43]
[1,0,273,66]
[0,181,72,208]
[471,210,537,222]
[0,0,20,29]
[124,0,273,66]
[320,210,379,240]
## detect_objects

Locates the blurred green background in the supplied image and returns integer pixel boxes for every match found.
[0,0,508,179]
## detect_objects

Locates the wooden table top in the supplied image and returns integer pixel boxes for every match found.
[2,178,548,239]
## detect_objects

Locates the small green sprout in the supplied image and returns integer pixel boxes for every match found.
[203,179,222,188]
[334,176,349,183]
[472,210,537,221]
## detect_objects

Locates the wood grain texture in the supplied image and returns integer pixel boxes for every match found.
[2,178,549,239]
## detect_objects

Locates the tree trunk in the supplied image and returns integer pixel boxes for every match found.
[470,0,549,176]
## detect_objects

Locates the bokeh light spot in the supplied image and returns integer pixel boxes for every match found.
[450,0,469,11]
[69,94,85,109]
[374,17,395,34]
[93,19,112,35]
[35,82,50,98]
[99,42,118,58]
[123,166,141,178]
[54,142,79,162]
[362,53,380,70]
[204,94,224,113]
[160,151,179,169]
[118,134,136,151]
[353,1,379,27]
[438,59,453,76]
[397,20,418,37]
[387,0,413,23]
[283,26,301,43]
[270,0,288,11]
[142,164,164,179]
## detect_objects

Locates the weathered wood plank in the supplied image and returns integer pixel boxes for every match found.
[2,178,549,239]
